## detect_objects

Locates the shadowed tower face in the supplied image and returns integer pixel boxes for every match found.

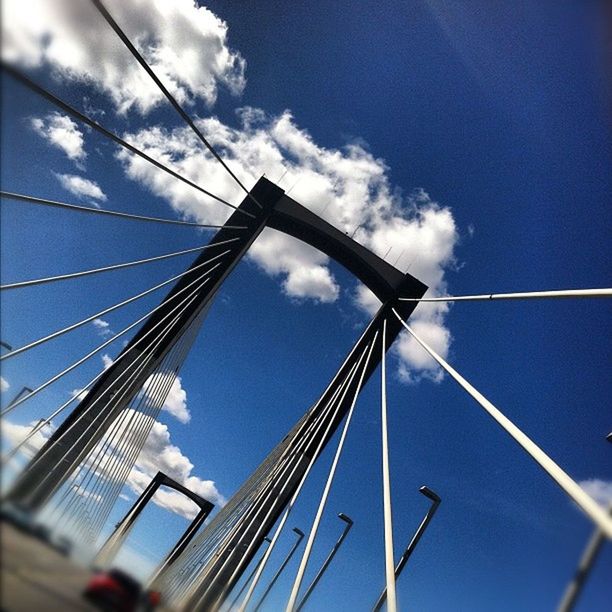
[7,177,426,609]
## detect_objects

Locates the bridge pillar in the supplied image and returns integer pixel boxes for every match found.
[173,284,424,610]
[5,179,285,512]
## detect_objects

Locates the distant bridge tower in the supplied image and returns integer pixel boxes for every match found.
[94,471,214,572]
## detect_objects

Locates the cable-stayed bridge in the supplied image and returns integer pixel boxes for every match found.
[1,2,611,611]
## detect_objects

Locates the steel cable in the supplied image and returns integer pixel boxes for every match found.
[1,242,229,290]
[1,251,229,416]
[0,191,248,230]
[1,242,236,360]
[0,62,255,219]
[90,0,262,210]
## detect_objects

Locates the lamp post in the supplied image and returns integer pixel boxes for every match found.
[373,486,441,611]
[252,528,304,612]
[557,434,612,612]
[295,513,353,611]
[6,386,34,410]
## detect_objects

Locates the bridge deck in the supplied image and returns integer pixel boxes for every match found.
[1,521,95,611]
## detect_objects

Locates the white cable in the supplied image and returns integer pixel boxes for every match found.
[0,191,248,230]
[21,285,207,506]
[189,374,355,610]
[399,288,612,302]
[391,307,612,539]
[1,255,225,463]
[234,352,370,612]
[1,246,234,360]
[286,334,378,611]
[166,309,388,603]
[1,243,221,290]
[380,319,397,612]
[1,253,228,416]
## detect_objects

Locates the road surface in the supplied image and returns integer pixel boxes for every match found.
[1,521,96,611]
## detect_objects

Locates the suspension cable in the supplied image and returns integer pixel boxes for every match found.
[0,191,248,230]
[163,352,363,601]
[0,252,228,416]
[0,259,220,463]
[18,276,211,504]
[286,333,378,611]
[1,244,234,360]
[399,288,612,302]
[233,351,370,612]
[90,0,262,210]
[58,316,196,541]
[0,62,255,219]
[1,242,229,290]
[30,297,192,519]
[170,313,385,606]
[170,371,356,605]
[391,307,612,539]
[380,318,397,612]
[86,309,204,539]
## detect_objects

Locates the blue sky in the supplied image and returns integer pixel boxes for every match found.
[1,1,611,610]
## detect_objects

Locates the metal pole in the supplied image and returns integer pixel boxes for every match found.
[380,319,397,612]
[557,504,612,612]
[295,513,353,611]
[558,433,612,612]
[5,387,34,410]
[373,486,441,611]
[392,308,612,539]
[253,528,304,612]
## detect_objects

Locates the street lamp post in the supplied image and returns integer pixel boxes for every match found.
[557,505,612,612]
[252,528,304,612]
[6,386,34,410]
[295,513,353,611]
[557,434,612,612]
[373,486,441,611]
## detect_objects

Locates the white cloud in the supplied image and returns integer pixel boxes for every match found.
[1,376,10,392]
[72,485,102,503]
[31,112,86,164]
[0,1,469,553]
[1,419,55,460]
[115,109,459,380]
[92,317,113,337]
[125,416,225,519]
[70,387,89,402]
[162,376,190,424]
[579,479,612,508]
[142,373,191,424]
[101,353,114,370]
[249,230,339,303]
[3,0,459,384]
[54,172,107,202]
[395,318,451,383]
[2,408,224,520]
[2,0,246,114]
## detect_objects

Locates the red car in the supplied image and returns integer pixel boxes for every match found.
[83,568,143,612]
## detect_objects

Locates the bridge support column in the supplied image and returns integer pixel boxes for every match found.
[5,179,285,512]
[173,286,426,611]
